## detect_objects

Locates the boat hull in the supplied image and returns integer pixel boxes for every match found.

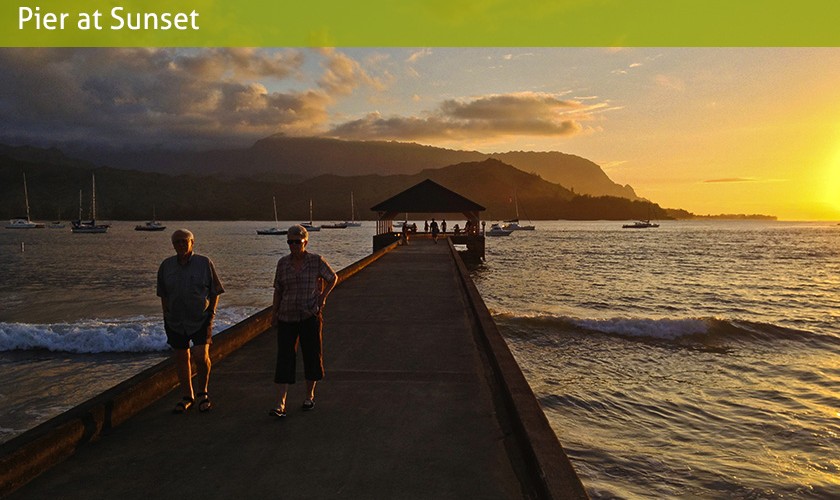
[257,228,287,235]
[6,219,45,229]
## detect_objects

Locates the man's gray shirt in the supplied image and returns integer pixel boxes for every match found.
[157,253,224,336]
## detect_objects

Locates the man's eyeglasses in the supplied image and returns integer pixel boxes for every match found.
[287,239,304,245]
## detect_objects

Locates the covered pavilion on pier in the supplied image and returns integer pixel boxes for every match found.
[370,179,486,260]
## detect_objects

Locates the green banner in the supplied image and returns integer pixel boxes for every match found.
[4,0,840,47]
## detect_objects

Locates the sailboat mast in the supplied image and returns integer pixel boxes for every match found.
[514,190,520,219]
[23,172,31,221]
[91,174,97,221]
[351,192,356,222]
[309,199,313,225]
[79,189,83,220]
[272,196,278,225]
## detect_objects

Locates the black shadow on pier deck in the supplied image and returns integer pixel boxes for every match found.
[3,238,586,499]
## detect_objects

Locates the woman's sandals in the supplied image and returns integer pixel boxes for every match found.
[196,392,213,412]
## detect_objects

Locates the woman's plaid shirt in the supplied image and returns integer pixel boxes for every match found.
[273,252,337,322]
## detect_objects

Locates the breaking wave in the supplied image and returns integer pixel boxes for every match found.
[0,308,257,353]
[492,311,840,348]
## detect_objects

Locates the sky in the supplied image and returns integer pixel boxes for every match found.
[2,47,840,220]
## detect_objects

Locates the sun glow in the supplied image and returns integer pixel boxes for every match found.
[820,140,840,219]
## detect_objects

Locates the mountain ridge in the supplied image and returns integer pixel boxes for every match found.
[0,147,667,222]
[58,135,639,201]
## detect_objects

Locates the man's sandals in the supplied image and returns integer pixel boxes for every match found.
[173,393,213,414]
[173,396,194,414]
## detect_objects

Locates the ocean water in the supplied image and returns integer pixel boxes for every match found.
[2,220,839,498]
[474,220,840,499]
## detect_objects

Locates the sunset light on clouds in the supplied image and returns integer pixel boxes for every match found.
[2,47,840,220]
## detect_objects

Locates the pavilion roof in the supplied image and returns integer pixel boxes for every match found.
[370,179,485,214]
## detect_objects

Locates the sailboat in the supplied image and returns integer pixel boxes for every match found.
[71,174,108,234]
[502,191,535,231]
[6,173,45,229]
[343,192,362,227]
[257,196,287,235]
[301,199,321,231]
[135,205,166,231]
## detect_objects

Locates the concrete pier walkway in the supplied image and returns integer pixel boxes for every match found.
[5,239,586,499]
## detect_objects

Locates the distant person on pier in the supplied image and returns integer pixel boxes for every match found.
[424,220,429,233]
[269,224,338,418]
[430,218,440,243]
[401,221,410,245]
[157,228,224,414]
[441,219,447,234]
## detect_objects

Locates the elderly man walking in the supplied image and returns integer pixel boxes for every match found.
[157,229,225,413]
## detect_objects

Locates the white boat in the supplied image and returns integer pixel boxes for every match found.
[72,174,109,234]
[343,192,362,227]
[502,219,535,231]
[486,223,513,236]
[6,173,45,229]
[502,191,535,231]
[301,199,321,231]
[135,220,166,232]
[257,196,287,235]
[622,220,660,229]
[257,227,287,235]
[135,206,166,231]
[321,222,348,229]
[7,218,44,229]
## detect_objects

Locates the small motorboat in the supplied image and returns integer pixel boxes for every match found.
[321,222,348,229]
[257,227,287,235]
[135,220,166,231]
[622,220,660,229]
[486,223,513,236]
[502,220,535,231]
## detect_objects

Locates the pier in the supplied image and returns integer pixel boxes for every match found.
[1,238,587,499]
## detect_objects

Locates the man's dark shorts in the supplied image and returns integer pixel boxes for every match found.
[165,316,213,349]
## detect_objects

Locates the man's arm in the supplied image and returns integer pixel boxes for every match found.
[207,295,219,317]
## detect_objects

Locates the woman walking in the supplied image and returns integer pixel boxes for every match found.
[269,225,338,417]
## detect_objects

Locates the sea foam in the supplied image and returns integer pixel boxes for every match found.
[0,308,251,353]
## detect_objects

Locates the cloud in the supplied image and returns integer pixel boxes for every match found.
[406,48,433,64]
[704,178,757,183]
[0,49,608,151]
[501,52,534,61]
[318,49,387,96]
[328,91,605,142]
[0,48,331,149]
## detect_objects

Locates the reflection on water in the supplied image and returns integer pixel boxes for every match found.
[476,221,840,498]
